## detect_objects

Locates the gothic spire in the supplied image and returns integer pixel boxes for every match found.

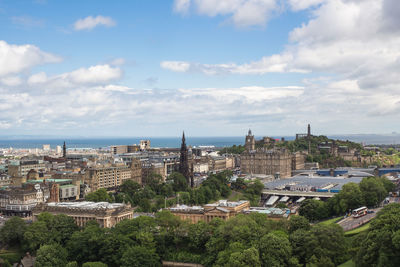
[63,141,66,158]
[179,131,191,187]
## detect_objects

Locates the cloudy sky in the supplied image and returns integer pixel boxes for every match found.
[0,0,399,137]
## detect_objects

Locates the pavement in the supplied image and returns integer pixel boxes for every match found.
[338,208,381,231]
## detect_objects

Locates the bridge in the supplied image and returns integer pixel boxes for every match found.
[262,189,335,199]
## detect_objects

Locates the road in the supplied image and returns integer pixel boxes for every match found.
[338,208,381,231]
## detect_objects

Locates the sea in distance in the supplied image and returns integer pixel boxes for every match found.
[0,134,400,149]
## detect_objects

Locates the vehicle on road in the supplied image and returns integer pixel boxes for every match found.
[352,206,368,218]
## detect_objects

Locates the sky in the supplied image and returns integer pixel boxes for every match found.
[0,0,399,137]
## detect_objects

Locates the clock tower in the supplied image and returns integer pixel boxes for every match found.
[245,129,255,151]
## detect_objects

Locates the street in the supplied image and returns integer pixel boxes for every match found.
[338,208,381,231]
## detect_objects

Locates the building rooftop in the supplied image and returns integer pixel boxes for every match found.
[47,201,125,210]
[204,200,249,208]
[26,179,72,183]
[264,176,365,192]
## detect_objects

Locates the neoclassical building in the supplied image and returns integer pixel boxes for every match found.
[32,201,134,228]
[168,200,250,224]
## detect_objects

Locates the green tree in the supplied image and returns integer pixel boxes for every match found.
[35,244,68,267]
[305,224,348,266]
[120,246,160,267]
[120,180,141,195]
[359,177,387,207]
[0,216,27,246]
[288,216,310,234]
[51,214,79,245]
[337,183,364,212]
[355,203,400,267]
[258,232,292,267]
[23,220,52,252]
[169,172,188,192]
[86,188,113,202]
[226,247,261,267]
[66,223,106,264]
[299,199,329,221]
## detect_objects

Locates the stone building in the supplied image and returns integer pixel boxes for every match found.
[241,148,293,178]
[0,183,50,216]
[110,145,140,155]
[240,130,305,178]
[8,160,46,178]
[32,201,134,228]
[130,158,142,184]
[86,163,133,191]
[168,200,250,224]
[141,161,165,184]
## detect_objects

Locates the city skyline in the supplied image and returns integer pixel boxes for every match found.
[1,0,399,136]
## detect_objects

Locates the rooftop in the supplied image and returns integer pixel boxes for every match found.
[264,176,365,192]
[204,200,249,208]
[47,201,125,210]
[26,179,72,183]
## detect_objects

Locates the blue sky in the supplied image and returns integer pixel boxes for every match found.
[0,0,399,137]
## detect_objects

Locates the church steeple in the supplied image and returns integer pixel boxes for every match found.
[63,141,67,158]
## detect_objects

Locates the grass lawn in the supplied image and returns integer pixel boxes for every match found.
[338,259,355,267]
[318,216,343,226]
[345,222,370,236]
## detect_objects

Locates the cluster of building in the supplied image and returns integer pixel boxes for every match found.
[0,135,237,219]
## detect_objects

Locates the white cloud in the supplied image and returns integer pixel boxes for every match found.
[173,0,278,27]
[165,0,400,84]
[160,53,308,74]
[179,86,304,102]
[0,40,61,77]
[74,15,116,31]
[27,64,122,88]
[287,0,325,11]
[66,64,122,84]
[160,61,191,72]
[158,0,400,134]
[27,72,47,85]
[174,0,191,14]
[0,76,22,86]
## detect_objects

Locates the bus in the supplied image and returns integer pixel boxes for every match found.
[352,206,368,218]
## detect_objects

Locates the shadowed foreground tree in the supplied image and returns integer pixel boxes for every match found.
[35,244,68,267]
[120,245,160,267]
[355,203,400,267]
[0,216,27,247]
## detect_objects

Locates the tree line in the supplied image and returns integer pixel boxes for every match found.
[299,176,395,222]
[85,171,263,211]
[0,210,350,267]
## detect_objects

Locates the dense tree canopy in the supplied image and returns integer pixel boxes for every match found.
[300,176,394,221]
[35,244,68,267]
[85,188,113,202]
[0,216,27,247]
[355,203,400,267]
